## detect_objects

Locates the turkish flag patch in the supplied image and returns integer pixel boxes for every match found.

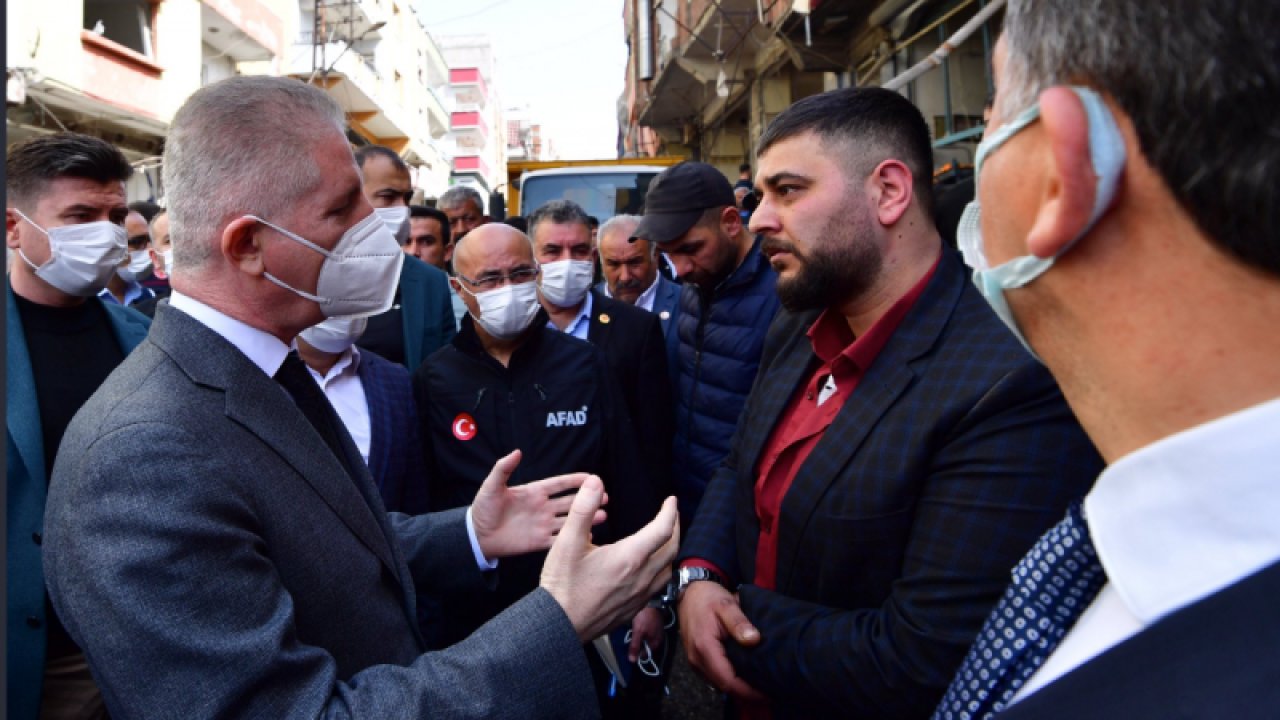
[452,413,478,441]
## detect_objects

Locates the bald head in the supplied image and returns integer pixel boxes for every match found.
[451,222,535,281]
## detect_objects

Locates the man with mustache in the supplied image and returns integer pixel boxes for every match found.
[673,87,1101,719]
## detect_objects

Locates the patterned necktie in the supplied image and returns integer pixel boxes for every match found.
[933,502,1107,720]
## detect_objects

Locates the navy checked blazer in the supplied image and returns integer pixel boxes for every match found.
[679,248,1103,719]
[357,348,429,515]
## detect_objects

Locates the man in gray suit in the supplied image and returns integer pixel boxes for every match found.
[42,75,678,719]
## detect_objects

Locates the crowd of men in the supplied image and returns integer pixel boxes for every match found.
[6,0,1279,718]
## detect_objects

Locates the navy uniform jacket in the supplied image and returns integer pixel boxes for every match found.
[680,249,1102,719]
[413,314,657,642]
[6,280,150,720]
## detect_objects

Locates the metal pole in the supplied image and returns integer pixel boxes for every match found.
[940,23,953,136]
[883,0,1005,92]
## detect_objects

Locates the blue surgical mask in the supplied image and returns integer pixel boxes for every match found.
[957,86,1126,358]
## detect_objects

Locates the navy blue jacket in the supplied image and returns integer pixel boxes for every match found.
[672,237,779,524]
[680,249,1101,719]
[357,348,430,515]
[413,315,656,644]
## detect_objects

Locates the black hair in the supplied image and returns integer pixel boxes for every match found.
[757,87,935,220]
[353,144,410,173]
[7,133,134,209]
[410,205,451,244]
[527,199,590,239]
[128,200,163,222]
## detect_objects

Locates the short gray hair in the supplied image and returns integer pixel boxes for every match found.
[526,199,591,243]
[596,214,652,258]
[162,76,346,270]
[439,186,485,214]
[1000,0,1280,275]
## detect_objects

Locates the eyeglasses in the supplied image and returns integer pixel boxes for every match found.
[128,234,150,249]
[456,266,540,290]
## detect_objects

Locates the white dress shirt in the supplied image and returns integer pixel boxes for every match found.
[302,346,371,464]
[167,291,496,570]
[547,291,593,340]
[1015,396,1280,700]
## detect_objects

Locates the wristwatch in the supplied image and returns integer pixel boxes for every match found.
[672,565,728,605]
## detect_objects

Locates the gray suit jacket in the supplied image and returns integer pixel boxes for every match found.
[44,304,597,719]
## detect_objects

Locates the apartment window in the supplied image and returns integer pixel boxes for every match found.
[84,0,156,58]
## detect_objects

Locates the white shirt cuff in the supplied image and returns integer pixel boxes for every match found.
[465,507,499,571]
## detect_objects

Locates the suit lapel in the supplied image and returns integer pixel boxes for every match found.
[772,251,966,590]
[6,283,46,484]
[152,306,401,576]
[587,292,613,346]
[398,255,424,368]
[357,357,390,493]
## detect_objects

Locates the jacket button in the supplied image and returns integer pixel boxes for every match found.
[32,532,42,545]
[26,616,41,628]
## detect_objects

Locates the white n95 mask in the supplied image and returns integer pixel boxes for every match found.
[250,211,404,318]
[957,85,1126,358]
[538,259,595,308]
[13,210,127,296]
[375,206,411,245]
[298,314,369,354]
[459,281,541,339]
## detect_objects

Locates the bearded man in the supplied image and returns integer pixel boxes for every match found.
[671,87,1102,720]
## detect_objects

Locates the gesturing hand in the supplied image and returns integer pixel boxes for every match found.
[541,476,679,643]
[678,581,764,702]
[471,450,606,559]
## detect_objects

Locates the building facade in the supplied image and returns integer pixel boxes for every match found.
[438,34,506,203]
[621,0,997,182]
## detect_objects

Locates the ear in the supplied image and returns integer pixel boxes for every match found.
[443,242,455,263]
[221,216,266,275]
[6,208,22,249]
[449,276,462,294]
[718,205,743,236]
[870,159,914,226]
[1025,86,1097,258]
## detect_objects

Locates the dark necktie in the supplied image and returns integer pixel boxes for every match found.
[273,351,363,481]
[932,502,1107,720]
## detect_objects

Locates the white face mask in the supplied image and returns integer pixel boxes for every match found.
[459,281,541,339]
[13,210,127,297]
[127,248,152,274]
[375,206,411,245]
[249,211,404,319]
[538,259,595,308]
[298,314,369,354]
[159,248,174,277]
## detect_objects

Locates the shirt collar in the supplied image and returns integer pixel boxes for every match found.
[547,292,593,339]
[303,345,361,387]
[168,290,291,377]
[634,274,660,312]
[807,254,939,375]
[1085,396,1280,624]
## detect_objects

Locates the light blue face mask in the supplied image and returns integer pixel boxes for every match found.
[956,86,1126,358]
